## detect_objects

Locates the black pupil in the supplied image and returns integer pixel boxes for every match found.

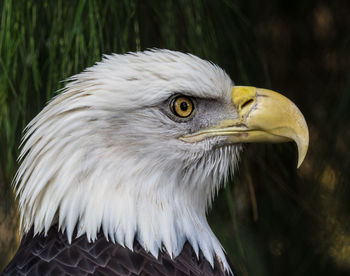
[180,101,188,111]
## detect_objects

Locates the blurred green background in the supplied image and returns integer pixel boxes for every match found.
[1,0,350,275]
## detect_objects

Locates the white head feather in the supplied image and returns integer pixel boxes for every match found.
[15,49,240,274]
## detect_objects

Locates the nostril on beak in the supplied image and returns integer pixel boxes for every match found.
[232,86,257,113]
[240,98,254,111]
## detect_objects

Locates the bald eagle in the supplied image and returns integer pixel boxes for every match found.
[2,50,308,275]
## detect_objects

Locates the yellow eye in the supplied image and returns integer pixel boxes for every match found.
[171,96,194,118]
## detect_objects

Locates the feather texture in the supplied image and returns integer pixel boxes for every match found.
[11,50,240,274]
[3,226,232,275]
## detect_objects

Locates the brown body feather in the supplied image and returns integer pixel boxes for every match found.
[2,226,230,275]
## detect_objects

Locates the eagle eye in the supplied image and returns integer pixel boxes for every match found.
[170,96,194,118]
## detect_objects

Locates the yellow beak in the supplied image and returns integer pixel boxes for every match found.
[180,86,309,168]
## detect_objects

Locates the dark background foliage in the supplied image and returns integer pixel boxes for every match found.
[1,1,349,275]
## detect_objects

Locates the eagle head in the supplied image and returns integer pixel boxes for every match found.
[15,50,308,273]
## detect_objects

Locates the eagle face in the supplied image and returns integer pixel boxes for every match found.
[15,50,308,274]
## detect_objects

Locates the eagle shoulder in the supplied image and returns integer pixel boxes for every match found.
[2,226,230,276]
